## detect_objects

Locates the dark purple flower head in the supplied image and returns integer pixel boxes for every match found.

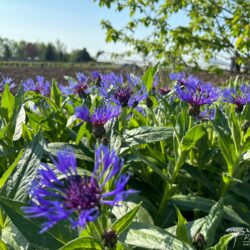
[100,73,147,108]
[91,71,102,86]
[62,72,90,97]
[23,76,51,96]
[75,104,121,138]
[23,145,134,233]
[175,76,220,106]
[0,77,16,93]
[152,75,171,96]
[75,104,121,126]
[223,84,250,112]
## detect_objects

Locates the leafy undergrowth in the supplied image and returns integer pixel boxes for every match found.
[0,66,249,250]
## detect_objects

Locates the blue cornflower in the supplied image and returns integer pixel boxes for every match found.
[223,84,250,112]
[62,72,91,97]
[75,104,121,138]
[0,77,16,93]
[175,75,220,116]
[23,76,51,96]
[100,73,147,108]
[152,76,171,96]
[198,108,216,121]
[91,71,102,86]
[23,145,134,233]
[169,72,187,85]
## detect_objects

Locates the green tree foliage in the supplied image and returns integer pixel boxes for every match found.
[0,37,93,63]
[93,0,250,70]
[70,48,94,62]
[3,44,12,59]
[44,43,57,61]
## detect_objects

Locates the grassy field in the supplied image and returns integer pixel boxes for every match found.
[0,60,249,85]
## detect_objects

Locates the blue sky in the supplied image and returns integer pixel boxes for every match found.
[0,0,187,57]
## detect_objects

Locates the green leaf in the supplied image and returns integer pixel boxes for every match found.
[175,207,191,245]
[13,105,26,141]
[231,182,250,202]
[1,83,15,121]
[181,124,206,151]
[112,201,154,225]
[207,233,236,250]
[211,108,238,175]
[51,80,62,108]
[170,195,249,226]
[166,217,206,238]
[141,63,160,92]
[0,240,8,250]
[0,197,64,249]
[119,222,193,250]
[0,133,43,201]
[199,199,224,248]
[112,203,142,234]
[43,142,94,162]
[59,237,103,250]
[122,126,173,149]
[0,149,24,189]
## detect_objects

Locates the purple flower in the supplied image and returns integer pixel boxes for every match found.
[91,71,102,86]
[23,76,51,96]
[169,72,187,85]
[0,77,16,93]
[175,75,220,116]
[75,104,121,138]
[223,84,250,112]
[23,145,134,233]
[62,72,90,96]
[198,108,216,121]
[152,76,171,96]
[100,73,147,108]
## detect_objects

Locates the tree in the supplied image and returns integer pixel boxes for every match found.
[70,48,93,62]
[93,0,250,71]
[44,43,56,61]
[3,44,12,59]
[25,42,39,59]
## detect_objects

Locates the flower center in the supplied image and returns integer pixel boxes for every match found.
[64,175,101,210]
[74,82,88,94]
[114,87,133,107]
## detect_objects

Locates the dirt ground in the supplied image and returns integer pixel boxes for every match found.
[0,63,249,86]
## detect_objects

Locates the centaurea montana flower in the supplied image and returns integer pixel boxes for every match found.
[169,72,187,85]
[175,75,220,117]
[152,76,171,96]
[62,72,91,97]
[23,145,134,233]
[23,76,51,96]
[75,104,121,138]
[0,77,16,93]
[100,73,147,108]
[223,84,250,112]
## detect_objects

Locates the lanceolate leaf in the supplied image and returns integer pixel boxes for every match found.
[59,237,103,250]
[207,233,236,250]
[0,197,64,249]
[13,105,26,141]
[0,133,43,201]
[122,126,173,148]
[199,199,224,248]
[112,203,142,234]
[181,124,206,151]
[211,108,238,175]
[119,222,194,250]
[0,83,15,121]
[175,207,192,245]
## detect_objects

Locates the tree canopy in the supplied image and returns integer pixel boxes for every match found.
[94,0,250,70]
